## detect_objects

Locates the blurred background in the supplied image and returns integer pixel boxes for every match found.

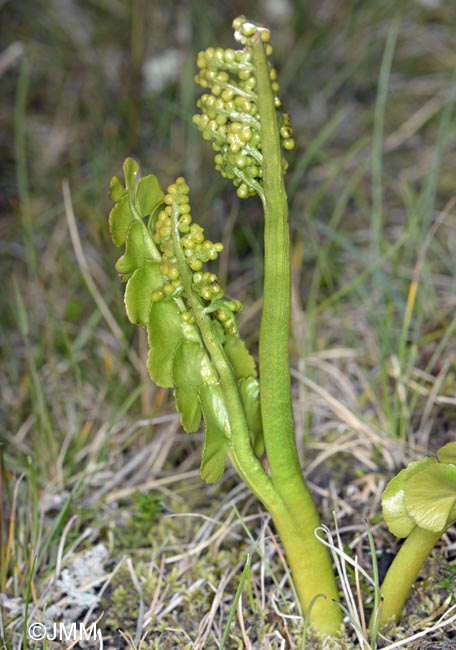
[1,1,456,644]
[2,0,456,483]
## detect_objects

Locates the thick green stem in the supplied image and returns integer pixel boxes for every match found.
[371,527,441,630]
[252,36,299,491]
[268,502,342,633]
[251,35,342,634]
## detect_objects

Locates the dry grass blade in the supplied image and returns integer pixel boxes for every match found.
[164,509,237,564]
[292,371,384,443]
[380,604,456,649]
[62,179,142,372]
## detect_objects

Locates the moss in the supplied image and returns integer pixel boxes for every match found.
[100,502,303,647]
[96,484,456,649]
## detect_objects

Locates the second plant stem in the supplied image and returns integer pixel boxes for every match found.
[371,527,442,630]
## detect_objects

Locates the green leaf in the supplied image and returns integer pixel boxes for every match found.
[109,195,133,248]
[115,221,155,275]
[437,442,456,465]
[173,340,205,387]
[198,383,230,483]
[123,157,139,191]
[109,163,164,248]
[404,464,456,533]
[175,386,202,433]
[147,301,184,387]
[125,260,163,326]
[382,457,437,538]
[223,333,257,379]
[239,377,264,457]
[109,175,127,203]
[135,174,165,217]
[172,341,206,432]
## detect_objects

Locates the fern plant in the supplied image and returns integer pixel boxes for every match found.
[108,16,456,639]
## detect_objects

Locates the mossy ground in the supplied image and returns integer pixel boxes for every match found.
[1,0,456,648]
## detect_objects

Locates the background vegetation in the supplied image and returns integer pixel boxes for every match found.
[1,0,455,648]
